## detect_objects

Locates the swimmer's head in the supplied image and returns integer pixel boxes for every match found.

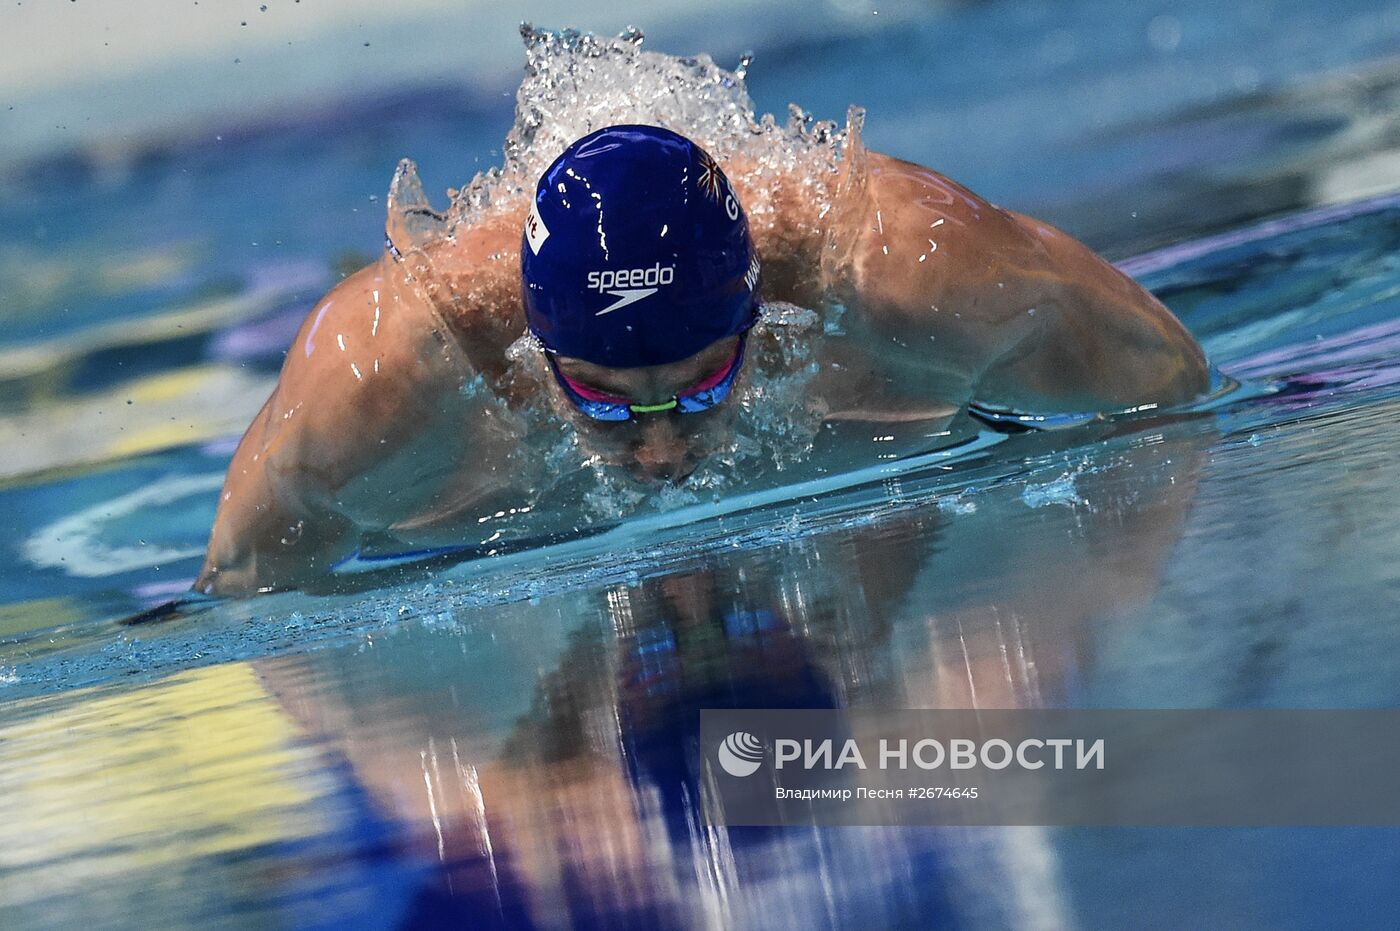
[521,124,760,371]
[521,125,761,482]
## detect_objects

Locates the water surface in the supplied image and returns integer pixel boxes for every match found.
[5,18,1400,931]
[4,191,1400,928]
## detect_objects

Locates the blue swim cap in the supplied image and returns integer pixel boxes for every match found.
[521,125,760,368]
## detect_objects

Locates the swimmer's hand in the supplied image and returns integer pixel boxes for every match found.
[118,591,221,627]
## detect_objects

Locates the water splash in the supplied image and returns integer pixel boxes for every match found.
[1020,461,1092,510]
[383,158,446,269]
[386,24,866,258]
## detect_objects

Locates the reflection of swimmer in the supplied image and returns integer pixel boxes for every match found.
[250,560,908,926]
[198,124,1209,595]
[246,441,1210,928]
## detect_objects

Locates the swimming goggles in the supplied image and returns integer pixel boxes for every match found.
[546,333,749,422]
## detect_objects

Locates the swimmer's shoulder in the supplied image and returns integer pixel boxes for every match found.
[411,207,530,374]
[860,151,1037,256]
[824,151,1041,336]
[293,259,463,376]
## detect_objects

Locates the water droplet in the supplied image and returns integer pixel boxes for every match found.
[1147,15,1182,52]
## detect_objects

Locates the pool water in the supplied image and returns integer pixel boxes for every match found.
[5,16,1400,931]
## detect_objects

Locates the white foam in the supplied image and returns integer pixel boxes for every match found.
[386,25,866,254]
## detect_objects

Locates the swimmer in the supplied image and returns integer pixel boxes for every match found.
[196,124,1208,596]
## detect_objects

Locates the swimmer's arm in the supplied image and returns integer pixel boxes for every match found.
[196,260,475,596]
[196,388,357,596]
[972,209,1210,413]
[832,152,1209,414]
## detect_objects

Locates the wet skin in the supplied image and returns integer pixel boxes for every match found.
[196,150,1210,596]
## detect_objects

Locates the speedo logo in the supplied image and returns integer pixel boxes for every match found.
[588,263,675,316]
[588,264,676,292]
